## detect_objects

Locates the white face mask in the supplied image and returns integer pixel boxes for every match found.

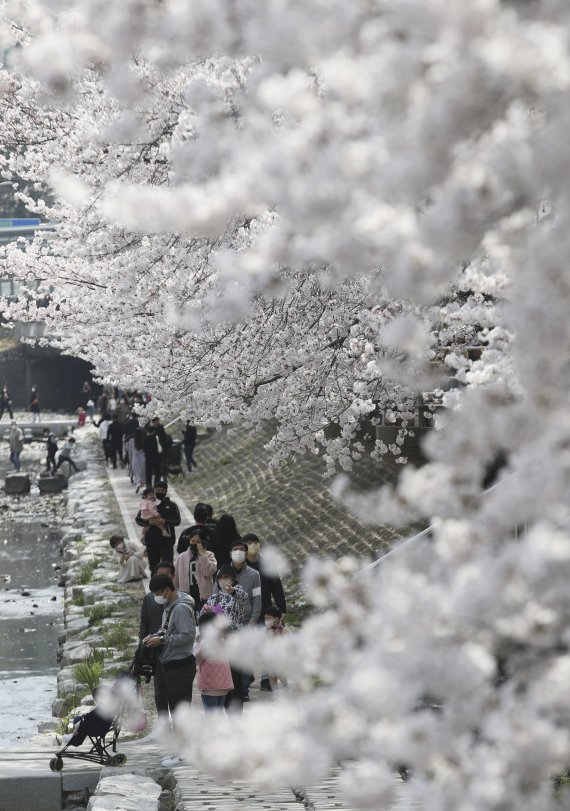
[218,579,233,592]
[264,619,276,628]
[154,594,168,605]
[231,550,246,563]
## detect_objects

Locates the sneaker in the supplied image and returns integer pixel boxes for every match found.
[260,679,273,692]
[161,755,188,768]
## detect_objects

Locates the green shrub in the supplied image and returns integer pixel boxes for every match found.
[76,562,97,585]
[73,649,104,692]
[86,604,115,626]
[100,624,134,651]
[71,593,85,607]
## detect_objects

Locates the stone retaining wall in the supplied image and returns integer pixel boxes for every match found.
[31,429,165,811]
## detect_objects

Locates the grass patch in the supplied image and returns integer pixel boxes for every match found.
[86,604,115,626]
[76,562,98,585]
[73,649,105,692]
[71,593,85,607]
[100,623,135,651]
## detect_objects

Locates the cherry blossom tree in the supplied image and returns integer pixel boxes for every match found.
[0,1,569,808]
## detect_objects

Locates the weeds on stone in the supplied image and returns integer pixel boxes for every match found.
[86,604,115,625]
[71,593,85,607]
[76,561,98,585]
[74,649,105,692]
[100,623,134,651]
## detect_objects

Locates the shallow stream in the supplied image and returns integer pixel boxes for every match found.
[0,516,63,745]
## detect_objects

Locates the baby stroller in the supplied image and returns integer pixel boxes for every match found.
[49,705,127,772]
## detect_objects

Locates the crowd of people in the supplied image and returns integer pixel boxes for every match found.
[97,405,288,768]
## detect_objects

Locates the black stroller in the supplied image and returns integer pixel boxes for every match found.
[49,705,127,772]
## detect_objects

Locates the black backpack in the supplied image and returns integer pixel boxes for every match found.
[130,642,157,683]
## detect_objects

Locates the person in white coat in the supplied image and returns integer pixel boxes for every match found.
[109,535,148,583]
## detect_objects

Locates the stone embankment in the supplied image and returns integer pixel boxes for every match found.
[28,428,170,811]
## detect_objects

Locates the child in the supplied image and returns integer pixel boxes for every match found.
[200,565,248,631]
[260,606,287,692]
[77,406,87,427]
[140,486,168,539]
[194,611,234,710]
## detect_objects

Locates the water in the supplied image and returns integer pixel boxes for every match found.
[0,519,63,744]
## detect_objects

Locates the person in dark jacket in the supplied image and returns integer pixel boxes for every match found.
[30,385,40,423]
[244,532,288,693]
[135,479,181,569]
[143,425,162,486]
[208,513,240,568]
[106,415,124,469]
[139,560,175,716]
[243,533,287,617]
[176,502,210,554]
[182,421,197,473]
[45,431,58,472]
[0,385,13,421]
[151,417,172,478]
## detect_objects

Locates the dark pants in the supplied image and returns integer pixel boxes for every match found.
[164,656,196,713]
[201,694,225,711]
[109,442,123,468]
[145,456,162,486]
[46,452,57,472]
[145,530,174,574]
[56,454,79,472]
[183,442,196,472]
[0,406,13,420]
[154,659,169,716]
[224,666,245,713]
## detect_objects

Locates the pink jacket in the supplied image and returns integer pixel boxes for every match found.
[174,550,217,600]
[197,657,233,692]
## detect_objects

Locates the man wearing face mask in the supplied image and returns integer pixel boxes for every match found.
[135,479,181,567]
[139,561,176,718]
[242,532,287,694]
[143,573,196,765]
[243,533,287,621]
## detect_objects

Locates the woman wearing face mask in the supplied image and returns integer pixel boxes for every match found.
[174,529,217,611]
[109,534,148,583]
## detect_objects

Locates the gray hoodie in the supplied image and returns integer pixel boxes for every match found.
[159,591,196,664]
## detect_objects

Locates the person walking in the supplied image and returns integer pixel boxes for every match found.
[139,561,176,720]
[8,421,24,471]
[131,426,146,492]
[143,425,162,486]
[106,415,124,469]
[143,573,196,767]
[0,385,13,421]
[30,386,40,423]
[45,431,58,472]
[55,436,80,473]
[151,417,172,478]
[182,421,197,473]
[135,479,181,570]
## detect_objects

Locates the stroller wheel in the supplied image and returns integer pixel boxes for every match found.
[49,756,63,771]
[49,758,56,771]
[112,753,127,766]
